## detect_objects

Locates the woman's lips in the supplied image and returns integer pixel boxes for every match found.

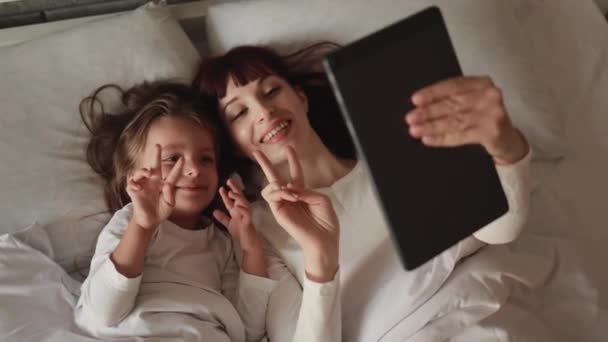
[260,120,292,144]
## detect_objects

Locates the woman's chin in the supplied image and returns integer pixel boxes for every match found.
[254,138,301,164]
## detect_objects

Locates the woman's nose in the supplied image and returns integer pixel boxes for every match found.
[255,102,275,122]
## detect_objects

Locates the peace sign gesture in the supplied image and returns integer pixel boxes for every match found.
[126,144,184,230]
[213,178,262,254]
[254,146,339,281]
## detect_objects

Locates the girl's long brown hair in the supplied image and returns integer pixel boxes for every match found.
[193,42,356,192]
[80,81,233,216]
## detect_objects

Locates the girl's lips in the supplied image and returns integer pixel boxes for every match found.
[177,186,207,192]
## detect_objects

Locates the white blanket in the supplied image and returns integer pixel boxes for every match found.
[1,221,599,342]
[0,224,90,342]
[0,225,250,342]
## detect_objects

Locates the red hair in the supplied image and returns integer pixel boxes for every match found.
[194,42,335,101]
[193,43,356,196]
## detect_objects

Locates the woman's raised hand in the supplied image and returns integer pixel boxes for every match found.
[254,146,340,282]
[405,76,529,165]
[126,144,184,230]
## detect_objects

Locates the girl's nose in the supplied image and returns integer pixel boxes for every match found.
[183,161,201,177]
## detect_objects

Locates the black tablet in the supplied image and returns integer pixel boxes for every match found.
[322,7,508,270]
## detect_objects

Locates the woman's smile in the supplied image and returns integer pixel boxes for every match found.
[260,119,292,144]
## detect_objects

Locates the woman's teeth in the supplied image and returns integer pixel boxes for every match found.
[262,121,290,143]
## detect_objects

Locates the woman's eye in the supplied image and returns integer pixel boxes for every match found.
[230,108,247,122]
[264,87,280,97]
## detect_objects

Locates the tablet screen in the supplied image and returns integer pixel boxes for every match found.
[323,7,508,270]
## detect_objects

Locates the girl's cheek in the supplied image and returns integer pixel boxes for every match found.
[204,165,219,182]
[161,165,173,177]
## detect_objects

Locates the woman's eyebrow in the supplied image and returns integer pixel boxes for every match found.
[221,76,271,112]
[221,97,238,112]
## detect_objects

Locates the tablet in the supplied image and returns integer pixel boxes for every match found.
[322,6,508,270]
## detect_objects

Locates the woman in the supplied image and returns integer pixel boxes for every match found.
[194,44,532,341]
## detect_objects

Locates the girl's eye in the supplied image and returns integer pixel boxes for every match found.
[163,155,180,163]
[201,155,215,164]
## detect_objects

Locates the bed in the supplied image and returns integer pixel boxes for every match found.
[0,0,606,341]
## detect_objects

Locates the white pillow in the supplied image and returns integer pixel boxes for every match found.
[513,0,608,126]
[206,0,564,160]
[0,4,200,271]
[593,0,608,13]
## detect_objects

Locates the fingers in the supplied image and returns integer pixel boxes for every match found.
[130,168,152,183]
[126,168,153,193]
[219,186,234,209]
[213,209,232,231]
[253,150,282,184]
[405,81,509,149]
[154,144,162,173]
[227,190,250,210]
[226,178,243,193]
[406,91,478,125]
[220,181,251,211]
[160,157,183,207]
[126,177,143,192]
[130,145,163,189]
[287,187,330,206]
[225,179,249,209]
[261,182,298,203]
[286,146,305,187]
[164,157,184,186]
[419,127,479,147]
[409,112,475,138]
[412,76,494,106]
[253,147,305,188]
[213,208,251,242]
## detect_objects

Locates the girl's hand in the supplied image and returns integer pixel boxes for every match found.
[254,146,339,282]
[213,178,263,254]
[126,144,184,230]
[405,76,529,165]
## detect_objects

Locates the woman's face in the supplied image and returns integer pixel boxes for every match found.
[219,75,311,164]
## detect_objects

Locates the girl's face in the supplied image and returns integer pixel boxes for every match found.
[219,75,311,164]
[138,116,219,219]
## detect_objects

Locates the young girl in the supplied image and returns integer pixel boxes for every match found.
[74,81,275,342]
[194,44,534,341]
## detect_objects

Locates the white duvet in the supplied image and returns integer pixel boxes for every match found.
[0,217,599,342]
[0,224,86,342]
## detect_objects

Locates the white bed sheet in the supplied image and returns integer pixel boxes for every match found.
[0,107,604,339]
[2,106,606,342]
[1,170,604,342]
[470,29,608,342]
[0,225,90,342]
[0,2,607,342]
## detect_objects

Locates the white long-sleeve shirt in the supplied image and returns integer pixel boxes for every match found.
[74,203,276,342]
[253,150,532,342]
